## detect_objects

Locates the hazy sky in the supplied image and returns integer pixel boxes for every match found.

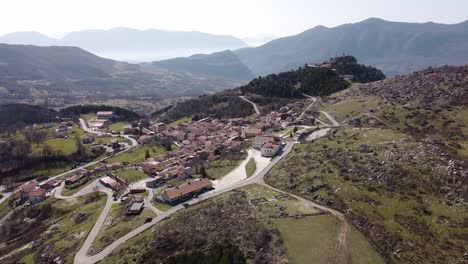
[1,0,467,38]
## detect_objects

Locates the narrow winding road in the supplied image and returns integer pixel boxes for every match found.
[300,94,318,119]
[239,96,260,116]
[320,111,340,127]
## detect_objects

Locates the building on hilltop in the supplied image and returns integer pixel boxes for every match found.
[96,111,114,120]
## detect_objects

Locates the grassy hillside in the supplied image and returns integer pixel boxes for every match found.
[265,65,468,264]
[101,185,381,264]
[1,193,107,264]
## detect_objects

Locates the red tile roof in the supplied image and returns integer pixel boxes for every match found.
[262,143,279,149]
[164,178,212,201]
[29,188,46,197]
[21,182,37,193]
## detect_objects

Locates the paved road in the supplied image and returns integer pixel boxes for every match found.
[211,149,253,190]
[300,94,318,119]
[51,178,116,264]
[239,96,260,116]
[0,191,13,207]
[74,188,114,264]
[320,111,339,127]
[79,118,138,147]
[305,128,331,142]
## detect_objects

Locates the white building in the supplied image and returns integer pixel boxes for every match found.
[260,143,280,157]
[96,111,114,120]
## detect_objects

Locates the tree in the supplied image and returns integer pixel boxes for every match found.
[145,149,151,159]
[75,136,87,158]
[214,148,220,156]
[41,143,54,157]
[200,166,208,178]
[166,144,172,152]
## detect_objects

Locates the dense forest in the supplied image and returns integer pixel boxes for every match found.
[0,104,57,133]
[240,67,349,98]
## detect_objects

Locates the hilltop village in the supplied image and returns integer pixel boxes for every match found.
[3,91,335,215]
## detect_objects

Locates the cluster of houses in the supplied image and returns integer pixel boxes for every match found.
[142,118,245,186]
[19,178,60,205]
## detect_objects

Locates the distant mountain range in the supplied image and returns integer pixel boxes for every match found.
[0,28,248,61]
[3,19,468,76]
[234,18,468,76]
[0,44,250,104]
[1,17,468,102]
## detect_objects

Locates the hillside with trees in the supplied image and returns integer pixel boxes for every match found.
[158,94,253,123]
[0,104,57,133]
[157,55,385,122]
[239,55,384,98]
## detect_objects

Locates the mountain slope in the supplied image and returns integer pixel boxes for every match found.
[158,55,384,121]
[0,44,246,102]
[0,44,118,81]
[152,50,255,80]
[234,18,468,76]
[266,65,468,264]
